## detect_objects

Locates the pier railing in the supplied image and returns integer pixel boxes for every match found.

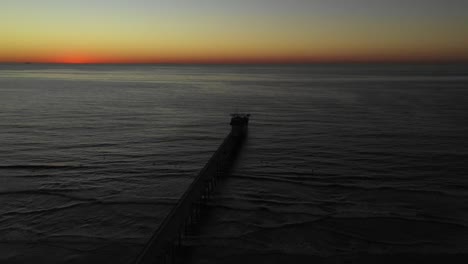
[134,115,249,264]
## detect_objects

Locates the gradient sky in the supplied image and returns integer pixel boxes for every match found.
[1,0,468,63]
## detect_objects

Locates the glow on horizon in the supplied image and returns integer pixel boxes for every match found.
[1,0,468,64]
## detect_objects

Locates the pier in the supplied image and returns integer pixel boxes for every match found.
[134,114,250,264]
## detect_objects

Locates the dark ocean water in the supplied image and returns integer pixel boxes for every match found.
[1,64,467,263]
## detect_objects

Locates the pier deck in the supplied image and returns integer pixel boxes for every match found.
[134,114,249,264]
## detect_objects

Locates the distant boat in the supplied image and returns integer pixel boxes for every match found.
[24,62,32,64]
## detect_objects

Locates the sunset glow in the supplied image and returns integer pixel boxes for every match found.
[1,0,468,64]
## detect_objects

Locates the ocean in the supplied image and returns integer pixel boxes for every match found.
[1,64,467,263]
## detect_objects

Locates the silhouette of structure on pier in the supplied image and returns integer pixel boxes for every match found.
[134,114,250,264]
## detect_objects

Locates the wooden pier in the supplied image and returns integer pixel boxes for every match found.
[133,114,250,264]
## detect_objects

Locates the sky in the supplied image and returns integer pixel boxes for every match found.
[1,0,468,63]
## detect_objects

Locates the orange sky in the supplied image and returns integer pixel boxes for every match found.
[1,0,468,64]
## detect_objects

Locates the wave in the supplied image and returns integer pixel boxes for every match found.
[230,173,468,198]
[206,202,331,219]
[0,164,90,170]
[0,188,178,204]
[203,215,468,247]
[0,202,88,217]
[214,195,338,208]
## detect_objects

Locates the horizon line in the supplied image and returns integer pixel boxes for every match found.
[2,60,468,65]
